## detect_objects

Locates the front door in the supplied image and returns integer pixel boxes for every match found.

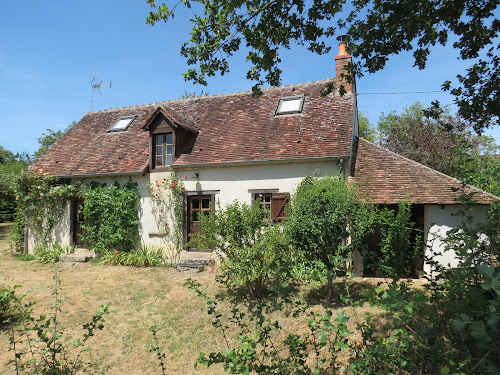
[187,195,213,251]
[72,199,85,247]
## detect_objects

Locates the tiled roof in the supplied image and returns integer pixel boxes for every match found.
[30,79,354,176]
[350,139,499,205]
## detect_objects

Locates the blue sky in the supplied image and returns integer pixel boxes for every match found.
[1,1,498,155]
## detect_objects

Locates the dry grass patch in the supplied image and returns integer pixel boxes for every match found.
[0,235,396,374]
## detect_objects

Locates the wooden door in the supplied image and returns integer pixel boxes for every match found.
[187,195,212,250]
[72,199,85,247]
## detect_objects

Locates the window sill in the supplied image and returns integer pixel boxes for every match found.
[151,166,173,173]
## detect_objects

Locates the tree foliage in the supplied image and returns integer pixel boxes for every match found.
[33,123,74,159]
[146,0,499,130]
[0,147,30,222]
[358,111,376,142]
[377,102,499,185]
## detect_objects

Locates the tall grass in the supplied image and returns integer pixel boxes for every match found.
[35,244,74,263]
[97,246,165,267]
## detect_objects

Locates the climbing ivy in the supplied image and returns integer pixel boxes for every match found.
[147,173,186,262]
[82,181,140,252]
[13,171,80,249]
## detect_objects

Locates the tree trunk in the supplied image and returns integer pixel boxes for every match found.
[326,272,333,303]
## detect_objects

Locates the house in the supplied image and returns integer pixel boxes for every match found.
[28,41,498,274]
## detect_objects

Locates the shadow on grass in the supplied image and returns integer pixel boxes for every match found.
[211,277,382,314]
[302,279,379,308]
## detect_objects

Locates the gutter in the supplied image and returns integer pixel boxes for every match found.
[54,170,147,179]
[171,155,351,170]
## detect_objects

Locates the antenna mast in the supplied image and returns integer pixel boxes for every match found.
[91,77,112,111]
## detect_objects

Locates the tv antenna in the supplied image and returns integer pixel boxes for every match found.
[91,77,112,111]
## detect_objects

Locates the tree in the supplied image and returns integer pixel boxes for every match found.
[358,112,376,142]
[286,176,376,302]
[377,102,498,179]
[146,0,499,131]
[0,146,30,222]
[34,122,75,159]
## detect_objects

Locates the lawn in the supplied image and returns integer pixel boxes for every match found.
[0,225,386,374]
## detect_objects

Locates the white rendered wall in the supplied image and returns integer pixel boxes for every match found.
[28,160,340,253]
[166,160,340,207]
[424,204,490,273]
[27,200,72,252]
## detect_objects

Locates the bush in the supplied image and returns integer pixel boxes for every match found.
[191,200,293,297]
[0,285,20,329]
[97,246,165,267]
[376,202,422,279]
[286,176,376,301]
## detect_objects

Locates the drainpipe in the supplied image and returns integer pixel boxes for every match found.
[339,158,345,181]
[24,224,28,253]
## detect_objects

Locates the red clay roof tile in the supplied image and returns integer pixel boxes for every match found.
[350,139,499,205]
[30,79,354,176]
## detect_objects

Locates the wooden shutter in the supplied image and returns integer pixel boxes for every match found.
[271,193,289,222]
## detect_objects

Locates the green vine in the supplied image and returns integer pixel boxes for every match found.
[147,173,186,262]
[13,171,80,249]
[82,181,140,252]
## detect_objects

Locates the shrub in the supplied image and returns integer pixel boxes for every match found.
[191,200,293,297]
[286,175,376,301]
[0,285,20,329]
[376,201,423,279]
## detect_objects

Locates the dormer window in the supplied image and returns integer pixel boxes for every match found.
[276,96,304,116]
[155,133,173,167]
[109,116,136,132]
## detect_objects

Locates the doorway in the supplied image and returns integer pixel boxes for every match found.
[186,194,213,251]
[72,199,85,247]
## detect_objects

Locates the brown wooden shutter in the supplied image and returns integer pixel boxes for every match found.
[271,193,289,222]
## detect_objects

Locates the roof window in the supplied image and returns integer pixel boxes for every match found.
[276,96,304,115]
[108,116,136,132]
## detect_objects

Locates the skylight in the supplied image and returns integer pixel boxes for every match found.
[109,116,136,132]
[276,96,304,115]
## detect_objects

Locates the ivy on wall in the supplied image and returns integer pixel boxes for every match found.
[147,173,186,262]
[82,181,140,252]
[13,171,80,249]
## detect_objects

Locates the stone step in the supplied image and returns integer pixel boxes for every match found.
[61,253,92,263]
[178,258,212,266]
[176,251,214,272]
[74,248,96,257]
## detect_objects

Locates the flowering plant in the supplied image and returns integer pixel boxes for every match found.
[146,173,186,261]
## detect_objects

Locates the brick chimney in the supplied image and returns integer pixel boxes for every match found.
[335,35,352,93]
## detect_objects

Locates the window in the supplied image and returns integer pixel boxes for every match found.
[155,133,173,167]
[254,192,289,222]
[276,96,304,115]
[108,116,136,132]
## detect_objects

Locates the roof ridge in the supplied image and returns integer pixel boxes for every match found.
[84,77,336,115]
[358,138,500,201]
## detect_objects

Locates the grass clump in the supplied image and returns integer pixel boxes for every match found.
[14,252,35,261]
